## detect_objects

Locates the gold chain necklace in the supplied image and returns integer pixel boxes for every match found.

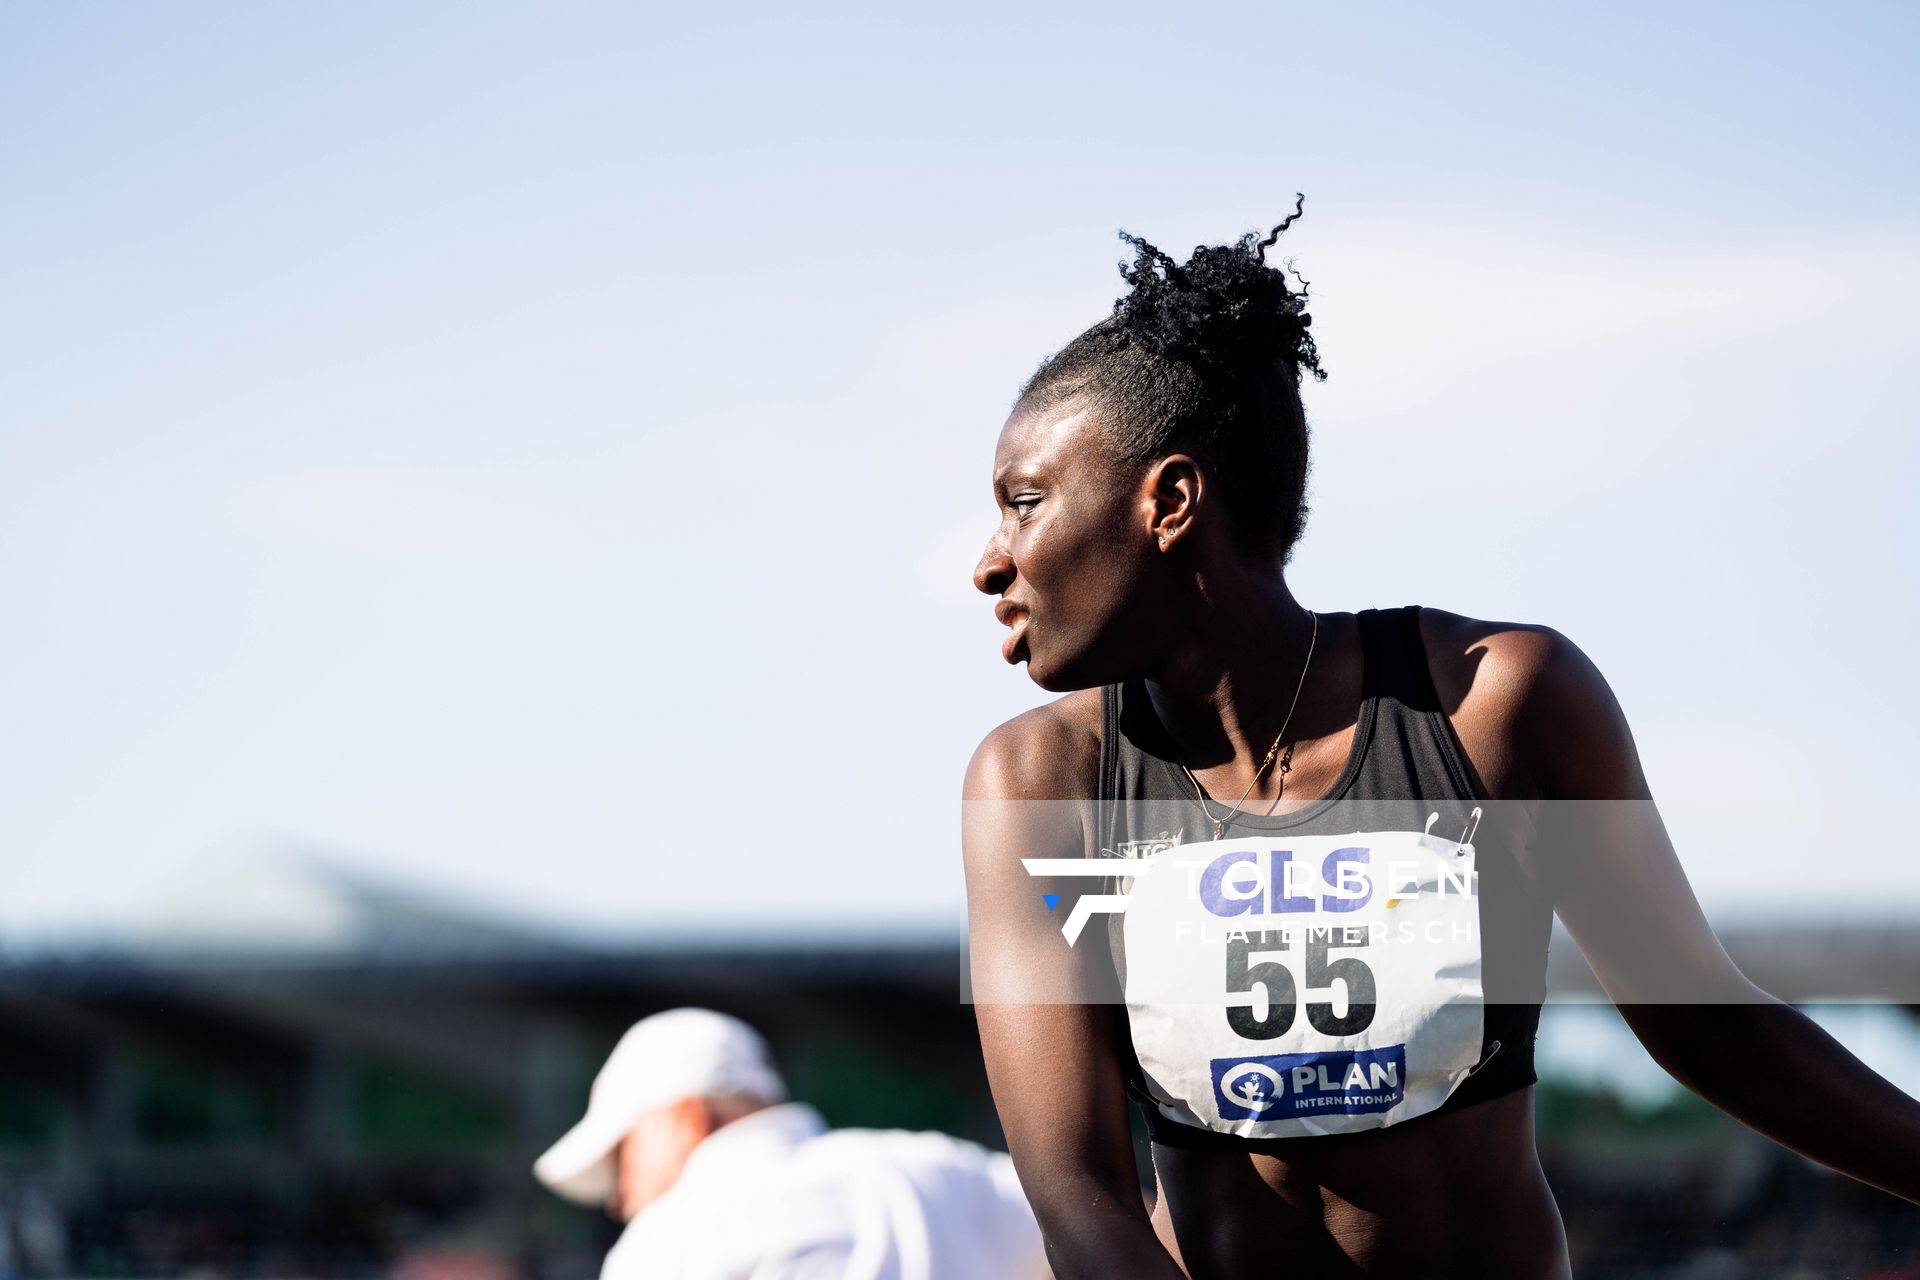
[1174,611,1320,842]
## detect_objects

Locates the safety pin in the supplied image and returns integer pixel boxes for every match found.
[1424,807,1483,855]
[1458,806,1482,852]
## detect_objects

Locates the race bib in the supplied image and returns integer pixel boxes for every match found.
[1120,827,1486,1138]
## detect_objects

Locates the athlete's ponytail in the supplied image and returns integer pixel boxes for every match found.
[1015,198,1324,562]
[1111,195,1325,385]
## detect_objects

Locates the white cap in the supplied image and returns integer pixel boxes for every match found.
[532,1007,788,1206]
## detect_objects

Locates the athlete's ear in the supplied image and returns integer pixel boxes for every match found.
[1144,454,1204,552]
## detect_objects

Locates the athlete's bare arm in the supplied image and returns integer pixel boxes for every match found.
[963,693,1189,1280]
[1426,609,1920,1206]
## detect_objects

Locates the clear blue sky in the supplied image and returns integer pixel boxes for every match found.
[3,1,1916,940]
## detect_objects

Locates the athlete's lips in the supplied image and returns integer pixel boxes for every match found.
[994,600,1029,664]
[1000,616,1029,664]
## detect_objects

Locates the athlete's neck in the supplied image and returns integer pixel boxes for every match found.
[1141,572,1327,777]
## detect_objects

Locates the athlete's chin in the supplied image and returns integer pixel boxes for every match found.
[1023,646,1102,694]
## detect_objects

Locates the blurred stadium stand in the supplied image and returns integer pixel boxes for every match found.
[0,851,989,1279]
[1,849,1916,1278]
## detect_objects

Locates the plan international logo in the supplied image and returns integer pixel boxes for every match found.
[1212,1046,1407,1120]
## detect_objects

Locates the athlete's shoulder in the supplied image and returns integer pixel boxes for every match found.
[1413,606,1641,800]
[1413,606,1575,703]
[963,687,1102,802]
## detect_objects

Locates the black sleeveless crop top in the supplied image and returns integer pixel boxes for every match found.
[1096,605,1552,1148]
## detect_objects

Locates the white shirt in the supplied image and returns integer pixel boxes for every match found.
[601,1103,1046,1280]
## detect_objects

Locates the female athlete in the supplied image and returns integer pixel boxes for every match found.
[960,202,1920,1278]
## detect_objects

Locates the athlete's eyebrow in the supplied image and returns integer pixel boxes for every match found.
[993,463,1039,494]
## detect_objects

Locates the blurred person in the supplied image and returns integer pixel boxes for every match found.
[534,1007,1047,1280]
[962,202,1920,1278]
[0,1182,69,1278]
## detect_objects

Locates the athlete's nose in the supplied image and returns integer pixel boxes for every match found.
[973,534,1014,597]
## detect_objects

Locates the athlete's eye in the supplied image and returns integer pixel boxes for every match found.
[1009,494,1042,521]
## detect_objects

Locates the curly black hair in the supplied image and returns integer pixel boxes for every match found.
[1015,197,1325,561]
